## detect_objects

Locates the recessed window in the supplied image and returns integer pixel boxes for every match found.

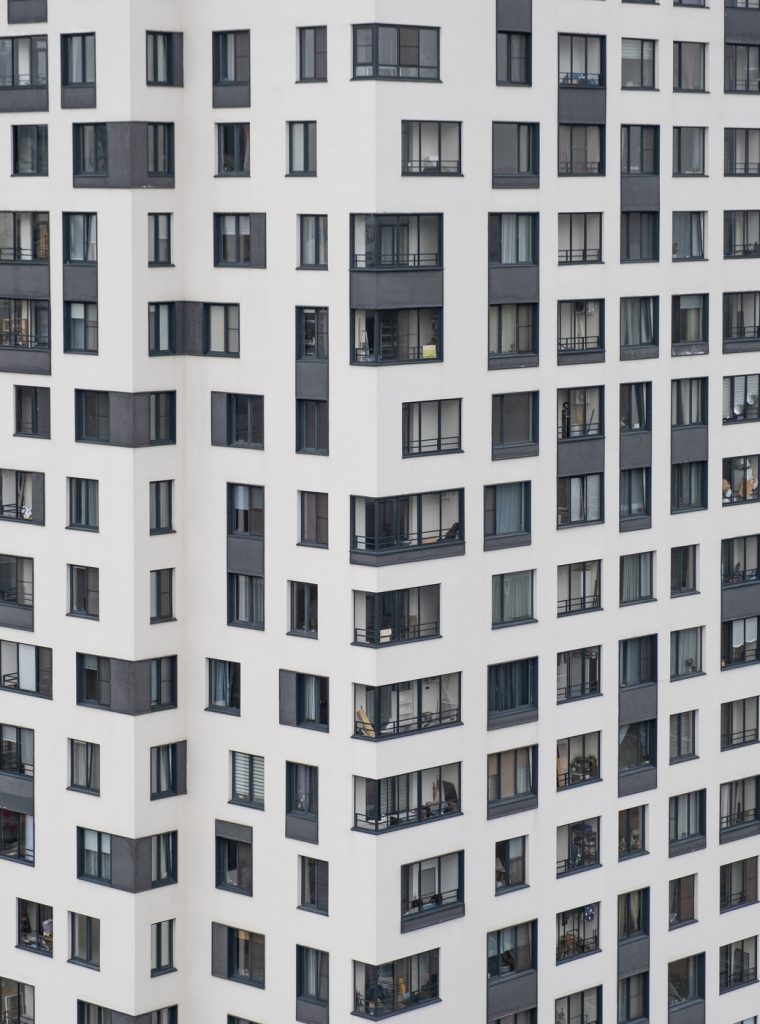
[556,903,600,961]
[557,473,602,527]
[621,125,659,175]
[673,42,706,92]
[148,213,171,266]
[227,573,264,629]
[670,626,703,678]
[673,127,705,176]
[68,564,99,619]
[621,212,658,262]
[557,646,600,703]
[150,480,173,534]
[671,461,707,512]
[212,31,250,88]
[231,750,264,808]
[492,122,539,185]
[296,398,329,454]
[495,836,527,891]
[402,120,461,175]
[289,581,318,637]
[299,855,328,913]
[299,214,328,268]
[146,32,176,86]
[672,212,705,261]
[62,34,95,86]
[204,303,239,355]
[558,33,604,86]
[558,212,601,264]
[492,570,534,626]
[484,482,530,543]
[288,121,316,175]
[150,743,179,799]
[68,478,98,531]
[497,31,530,85]
[297,946,329,1009]
[670,875,696,928]
[557,299,603,354]
[620,383,652,432]
[151,920,174,975]
[671,545,697,595]
[216,833,252,895]
[557,560,601,615]
[299,27,327,82]
[216,123,250,176]
[726,128,760,176]
[73,123,107,176]
[726,44,760,94]
[150,656,177,710]
[558,124,603,176]
[69,912,99,969]
[214,213,252,266]
[150,568,174,623]
[299,491,328,546]
[69,739,99,794]
[619,805,646,858]
[621,39,655,89]
[620,552,654,604]
[353,24,439,80]
[620,298,658,351]
[64,301,97,353]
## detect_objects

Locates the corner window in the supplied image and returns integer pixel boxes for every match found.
[353,24,439,80]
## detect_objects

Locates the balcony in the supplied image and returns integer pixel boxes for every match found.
[556,732,600,789]
[0,35,47,113]
[353,586,440,647]
[0,298,50,374]
[557,560,600,615]
[723,456,759,505]
[556,903,600,963]
[354,674,461,740]
[401,851,464,932]
[351,214,441,270]
[353,763,460,833]
[0,808,34,863]
[351,490,463,566]
[0,555,33,631]
[0,470,43,526]
[351,307,441,364]
[557,300,604,365]
[556,818,599,876]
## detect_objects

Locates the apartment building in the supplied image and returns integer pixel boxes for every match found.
[0,0,759,1022]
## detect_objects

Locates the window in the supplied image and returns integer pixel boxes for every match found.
[401,120,461,175]
[0,641,50,698]
[724,292,760,343]
[12,125,47,175]
[488,658,537,723]
[73,123,107,176]
[497,31,530,85]
[289,582,318,637]
[217,123,250,176]
[69,913,99,968]
[620,552,653,604]
[556,731,600,788]
[670,626,703,678]
[150,743,178,799]
[558,387,605,442]
[720,938,758,991]
[672,212,705,261]
[0,34,47,85]
[722,698,759,749]
[300,856,328,913]
[296,307,328,359]
[721,857,758,911]
[619,635,657,690]
[671,461,707,512]
[231,751,264,808]
[622,125,658,175]
[491,392,538,452]
[492,570,534,626]
[353,951,439,1017]
[670,875,697,928]
[669,955,705,1006]
[489,214,537,266]
[672,378,707,426]
[557,646,600,702]
[0,810,34,863]
[68,478,98,531]
[296,399,328,454]
[621,211,658,262]
[558,125,603,176]
[225,393,263,447]
[295,674,328,729]
[672,545,697,595]
[557,560,600,615]
[556,903,600,961]
[209,659,240,714]
[0,555,33,611]
[297,946,329,1007]
[556,990,600,1024]
[218,927,265,987]
[62,33,94,85]
[299,27,326,82]
[227,484,263,539]
[0,726,32,777]
[488,746,537,808]
[354,674,461,737]
[557,474,602,527]
[299,491,328,546]
[485,483,530,543]
[151,920,174,975]
[68,565,98,619]
[0,211,47,263]
[669,791,706,848]
[670,711,697,764]
[489,303,537,358]
[352,213,441,270]
[214,213,252,266]
[150,568,173,623]
[147,123,173,176]
[151,831,177,886]
[299,214,327,268]
[487,920,536,978]
[726,128,760,176]
[402,399,461,456]
[0,297,49,350]
[150,481,173,534]
[558,33,604,86]
[212,31,250,87]
[721,776,760,833]
[61,215,96,268]
[146,32,175,86]
[673,42,706,91]
[495,836,527,891]
[492,122,539,185]
[78,828,111,883]
[150,657,176,710]
[148,302,175,354]
[725,212,760,258]
[557,299,603,354]
[288,121,316,175]
[149,392,175,444]
[198,306,239,359]
[619,721,656,774]
[148,213,171,266]
[216,834,252,895]
[287,762,318,817]
[619,805,646,858]
[76,654,110,707]
[0,980,34,1023]
[353,307,440,363]
[674,127,705,176]
[227,573,264,629]
[619,468,651,523]
[622,39,655,89]
[75,390,109,443]
[559,213,603,266]
[353,24,439,80]
[557,818,600,876]
[620,298,658,351]
[723,456,760,505]
[726,44,760,93]
[354,763,460,831]
[69,739,99,793]
[618,888,649,939]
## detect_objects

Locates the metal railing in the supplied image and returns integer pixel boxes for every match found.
[0,73,46,88]
[558,161,602,175]
[559,71,602,86]
[0,246,47,262]
[720,887,754,910]
[727,161,760,175]
[721,566,759,585]
[355,798,457,832]
[721,966,757,989]
[726,242,760,257]
[0,331,49,351]
[558,247,601,263]
[0,841,34,863]
[403,434,460,456]
[0,584,33,607]
[352,252,441,269]
[353,343,438,364]
[403,158,460,175]
[402,886,462,915]
[722,727,759,747]
[557,422,601,440]
[354,705,460,738]
[557,850,599,876]
[557,594,601,615]
[354,620,439,645]
[353,524,460,551]
[724,324,760,341]
[556,932,599,960]
[557,762,600,788]
[721,808,759,829]
[1,503,33,522]
[557,335,602,352]
[557,679,600,703]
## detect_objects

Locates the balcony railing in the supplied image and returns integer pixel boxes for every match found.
[403,433,460,456]
[355,704,460,738]
[557,849,599,876]
[721,808,759,830]
[353,524,460,552]
[558,594,600,615]
[557,758,599,788]
[352,252,440,270]
[559,71,602,86]
[403,158,460,175]
[721,887,755,910]
[0,841,34,863]
[354,985,437,1018]
[557,422,602,440]
[0,584,33,607]
[723,727,759,747]
[1,503,34,522]
[558,247,601,263]
[721,966,757,990]
[402,886,462,916]
[558,161,602,175]
[354,620,439,645]
[726,243,760,257]
[557,679,599,702]
[0,74,46,88]
[355,799,458,833]
[353,341,438,364]
[557,335,602,352]
[0,245,47,262]
[0,331,49,351]
[728,161,760,175]
[556,932,599,961]
[724,324,760,342]
[722,644,760,667]
[722,566,759,585]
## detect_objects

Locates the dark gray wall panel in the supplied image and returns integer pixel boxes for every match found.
[134,835,153,892]
[110,834,136,892]
[400,901,465,933]
[0,773,33,814]
[618,935,649,978]
[496,0,532,31]
[350,541,465,567]
[618,765,657,798]
[558,88,606,124]
[487,794,538,819]
[227,535,264,576]
[63,263,97,302]
[296,360,329,401]
[620,432,652,470]
[213,83,250,108]
[558,350,605,366]
[215,819,252,844]
[61,85,96,109]
[279,670,297,726]
[557,437,605,476]
[722,583,760,622]
[621,344,658,362]
[109,392,137,447]
[671,426,708,464]
[669,1000,705,1024]
[349,269,443,309]
[726,8,760,44]
[109,657,136,715]
[670,835,705,857]
[619,682,657,725]
[489,352,539,370]
[0,263,49,300]
[132,659,153,716]
[131,393,151,447]
[176,740,187,795]
[492,441,539,461]
[0,347,50,375]
[171,33,184,85]
[286,812,318,844]
[0,86,47,113]
[8,0,47,21]
[486,971,537,1021]
[621,175,660,212]
[175,301,204,355]
[720,819,760,844]
[250,213,266,267]
[29,472,44,524]
[0,604,33,631]
[296,997,329,1024]
[74,123,174,189]
[211,922,228,978]
[488,265,539,304]
[210,392,227,445]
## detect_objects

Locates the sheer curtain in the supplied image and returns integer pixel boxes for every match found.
[495,483,524,534]
[502,571,532,620]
